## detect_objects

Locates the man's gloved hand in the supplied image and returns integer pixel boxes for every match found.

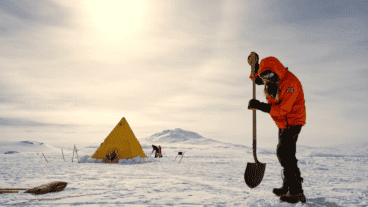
[248,99,272,113]
[248,99,261,110]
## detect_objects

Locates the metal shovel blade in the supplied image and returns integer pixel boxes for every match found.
[244,161,266,188]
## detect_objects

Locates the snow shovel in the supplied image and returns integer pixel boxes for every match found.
[0,181,67,195]
[244,52,266,188]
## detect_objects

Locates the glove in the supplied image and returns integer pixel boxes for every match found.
[255,75,264,85]
[248,99,260,110]
[248,99,272,113]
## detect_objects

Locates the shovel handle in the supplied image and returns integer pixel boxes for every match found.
[249,52,259,163]
[0,190,19,194]
[0,188,29,190]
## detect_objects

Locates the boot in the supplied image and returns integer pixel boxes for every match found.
[273,180,289,196]
[280,178,306,204]
[273,170,289,196]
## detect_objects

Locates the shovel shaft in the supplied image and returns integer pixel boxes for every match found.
[251,52,258,163]
[0,188,29,190]
[253,108,258,163]
[0,190,19,194]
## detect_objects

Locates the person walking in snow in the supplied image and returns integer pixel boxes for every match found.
[152,145,159,158]
[247,54,306,204]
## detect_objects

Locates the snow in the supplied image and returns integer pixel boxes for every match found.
[0,129,367,206]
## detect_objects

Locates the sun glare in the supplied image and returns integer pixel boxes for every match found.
[84,0,147,42]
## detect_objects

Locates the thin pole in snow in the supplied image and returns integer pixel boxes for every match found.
[61,149,65,162]
[42,153,48,163]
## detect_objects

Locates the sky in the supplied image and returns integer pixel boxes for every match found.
[0,0,367,150]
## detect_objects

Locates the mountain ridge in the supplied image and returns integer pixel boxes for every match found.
[140,128,238,148]
[0,140,73,154]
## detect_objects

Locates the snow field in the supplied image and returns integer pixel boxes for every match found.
[1,144,367,206]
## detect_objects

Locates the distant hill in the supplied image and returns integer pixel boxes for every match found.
[144,128,204,142]
[0,141,72,154]
[140,128,247,149]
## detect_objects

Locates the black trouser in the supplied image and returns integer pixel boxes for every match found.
[277,125,303,183]
[154,150,159,158]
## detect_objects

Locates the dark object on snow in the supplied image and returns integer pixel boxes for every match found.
[0,181,67,195]
[245,51,266,188]
[4,151,19,154]
[279,177,306,203]
[104,150,119,163]
[280,191,306,204]
[152,145,160,158]
[24,181,67,195]
[174,152,185,163]
[244,161,266,188]
[152,145,159,153]
[152,145,163,158]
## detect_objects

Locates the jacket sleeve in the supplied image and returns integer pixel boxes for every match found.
[270,82,299,117]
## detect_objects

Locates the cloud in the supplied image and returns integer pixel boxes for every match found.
[249,0,367,24]
[0,116,73,128]
[0,0,74,36]
[231,1,368,68]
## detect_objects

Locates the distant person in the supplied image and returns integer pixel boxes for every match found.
[104,150,117,163]
[152,145,159,158]
[247,55,306,204]
[158,145,162,158]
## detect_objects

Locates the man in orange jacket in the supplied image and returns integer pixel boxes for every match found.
[247,55,306,204]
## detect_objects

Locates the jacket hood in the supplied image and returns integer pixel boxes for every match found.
[257,57,288,80]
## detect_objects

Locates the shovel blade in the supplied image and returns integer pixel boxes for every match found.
[244,162,266,188]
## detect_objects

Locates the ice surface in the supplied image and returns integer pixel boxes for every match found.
[0,130,367,206]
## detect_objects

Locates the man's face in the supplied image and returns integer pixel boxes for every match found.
[262,71,280,99]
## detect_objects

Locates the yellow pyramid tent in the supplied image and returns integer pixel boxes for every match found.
[91,117,147,163]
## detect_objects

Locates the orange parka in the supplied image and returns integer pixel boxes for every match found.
[249,57,306,129]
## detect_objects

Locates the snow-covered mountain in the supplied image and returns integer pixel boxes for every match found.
[140,128,244,149]
[144,128,204,143]
[0,141,72,154]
